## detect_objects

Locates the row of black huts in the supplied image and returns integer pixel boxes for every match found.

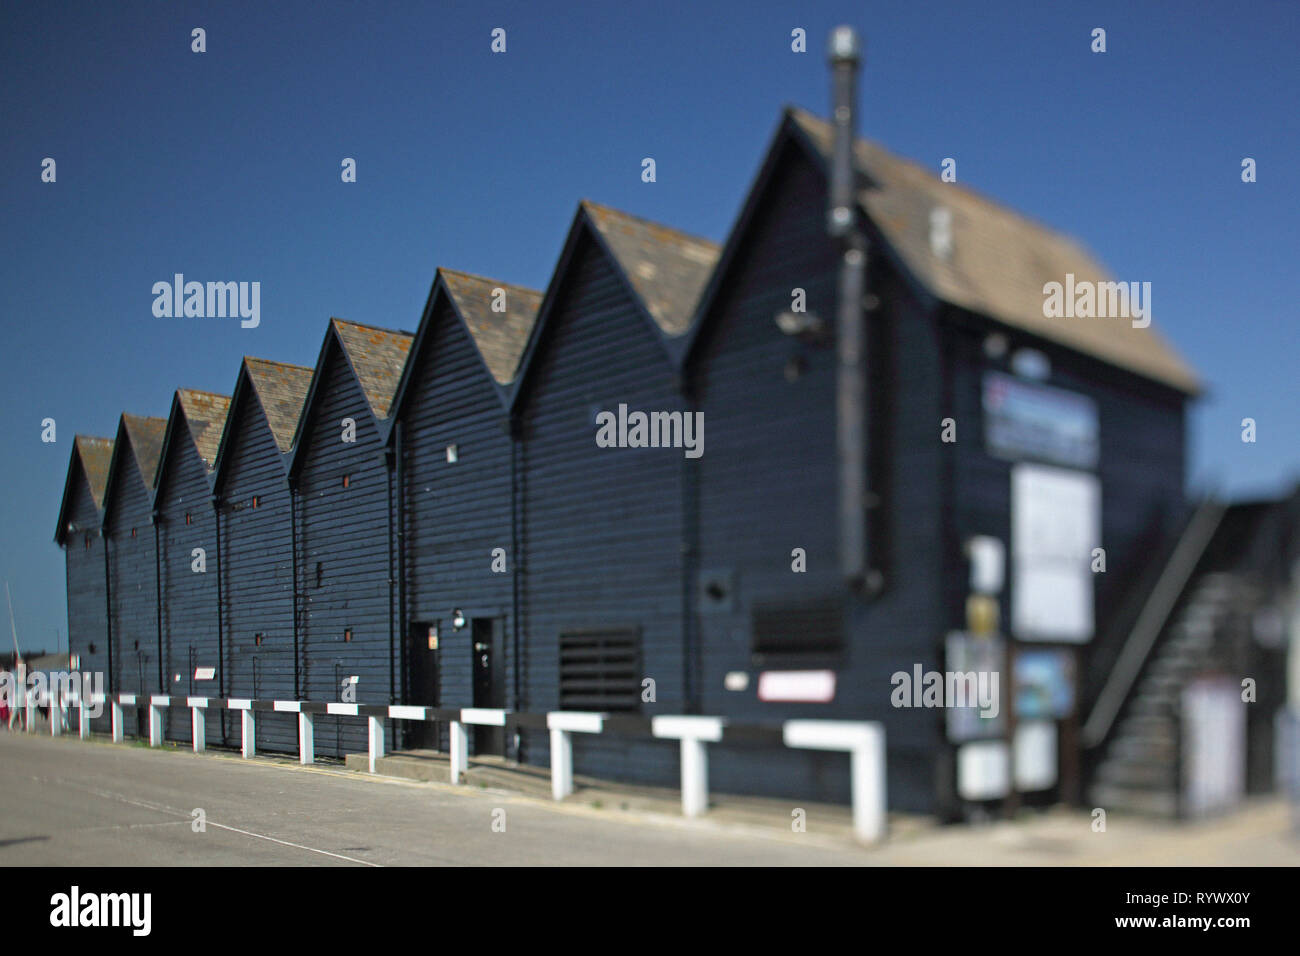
[55,100,1216,815]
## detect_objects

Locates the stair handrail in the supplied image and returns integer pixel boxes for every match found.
[1082,495,1226,749]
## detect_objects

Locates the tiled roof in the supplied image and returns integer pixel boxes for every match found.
[439,270,543,385]
[121,414,168,489]
[243,357,314,452]
[176,389,232,470]
[74,435,115,509]
[331,319,414,419]
[581,201,721,336]
[788,107,1199,393]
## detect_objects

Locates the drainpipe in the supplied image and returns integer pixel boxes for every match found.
[383,444,396,707]
[212,493,226,744]
[102,530,114,693]
[395,422,408,708]
[153,512,164,693]
[827,26,871,591]
[289,480,301,700]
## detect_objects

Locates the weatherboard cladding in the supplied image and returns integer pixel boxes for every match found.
[398,290,525,753]
[295,326,411,757]
[516,225,701,783]
[155,391,230,744]
[685,140,947,811]
[218,361,311,754]
[61,442,113,731]
[103,417,167,716]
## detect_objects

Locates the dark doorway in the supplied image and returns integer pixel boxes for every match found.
[471,618,504,755]
[407,621,440,749]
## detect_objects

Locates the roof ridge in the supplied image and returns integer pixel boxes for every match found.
[579,199,721,250]
[330,316,413,337]
[438,267,544,296]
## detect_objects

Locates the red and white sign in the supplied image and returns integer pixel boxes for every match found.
[757,670,836,703]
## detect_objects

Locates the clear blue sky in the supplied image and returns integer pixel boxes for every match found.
[2,0,1296,654]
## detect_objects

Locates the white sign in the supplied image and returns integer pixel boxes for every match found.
[193,667,216,681]
[757,670,836,703]
[1011,464,1100,642]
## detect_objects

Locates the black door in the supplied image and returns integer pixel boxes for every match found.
[407,621,440,750]
[471,618,504,755]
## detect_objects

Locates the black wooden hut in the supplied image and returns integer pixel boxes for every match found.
[209,357,313,753]
[386,269,542,755]
[286,318,412,757]
[153,389,231,743]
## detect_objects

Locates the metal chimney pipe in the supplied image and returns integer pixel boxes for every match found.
[828,26,870,588]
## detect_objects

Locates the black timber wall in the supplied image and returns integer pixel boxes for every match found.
[155,427,223,745]
[63,463,113,734]
[516,232,688,782]
[105,456,162,738]
[686,141,948,813]
[217,397,297,753]
[296,344,396,758]
[399,299,515,755]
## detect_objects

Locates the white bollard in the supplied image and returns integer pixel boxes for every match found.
[546,712,604,800]
[367,716,385,773]
[149,701,164,747]
[241,709,256,759]
[190,702,206,753]
[299,712,314,765]
[79,700,90,739]
[449,721,468,784]
[50,695,63,737]
[783,720,887,843]
[111,700,124,742]
[651,716,725,818]
[26,691,36,734]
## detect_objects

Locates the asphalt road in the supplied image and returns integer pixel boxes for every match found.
[0,731,873,866]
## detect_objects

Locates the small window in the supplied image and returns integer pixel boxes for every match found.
[251,495,261,509]
[88,643,97,655]
[343,628,353,643]
[341,474,351,489]
[559,629,642,712]
[130,528,137,538]
[445,444,458,463]
[254,632,265,647]
[84,536,91,550]
[185,512,193,525]
[315,561,324,588]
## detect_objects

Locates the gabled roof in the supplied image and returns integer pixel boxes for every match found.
[53,435,114,543]
[242,357,315,453]
[288,319,414,475]
[509,201,721,411]
[440,270,543,386]
[120,414,167,490]
[100,414,167,525]
[581,201,720,336]
[152,389,232,504]
[782,107,1199,393]
[176,389,232,469]
[330,318,414,419]
[211,357,313,492]
[386,269,543,428]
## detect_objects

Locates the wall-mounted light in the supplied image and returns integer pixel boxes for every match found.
[446,444,458,463]
[452,609,466,630]
[427,624,439,650]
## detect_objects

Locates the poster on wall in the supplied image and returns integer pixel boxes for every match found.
[983,372,1099,469]
[1013,648,1076,719]
[944,632,1006,743]
[1011,463,1101,642]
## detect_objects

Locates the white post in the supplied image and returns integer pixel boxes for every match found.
[550,728,573,800]
[111,700,124,742]
[783,720,888,843]
[79,700,90,739]
[149,703,163,747]
[367,716,385,773]
[191,704,206,753]
[50,693,63,737]
[449,720,468,784]
[651,716,725,818]
[299,712,315,765]
[241,709,256,758]
[25,689,36,733]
